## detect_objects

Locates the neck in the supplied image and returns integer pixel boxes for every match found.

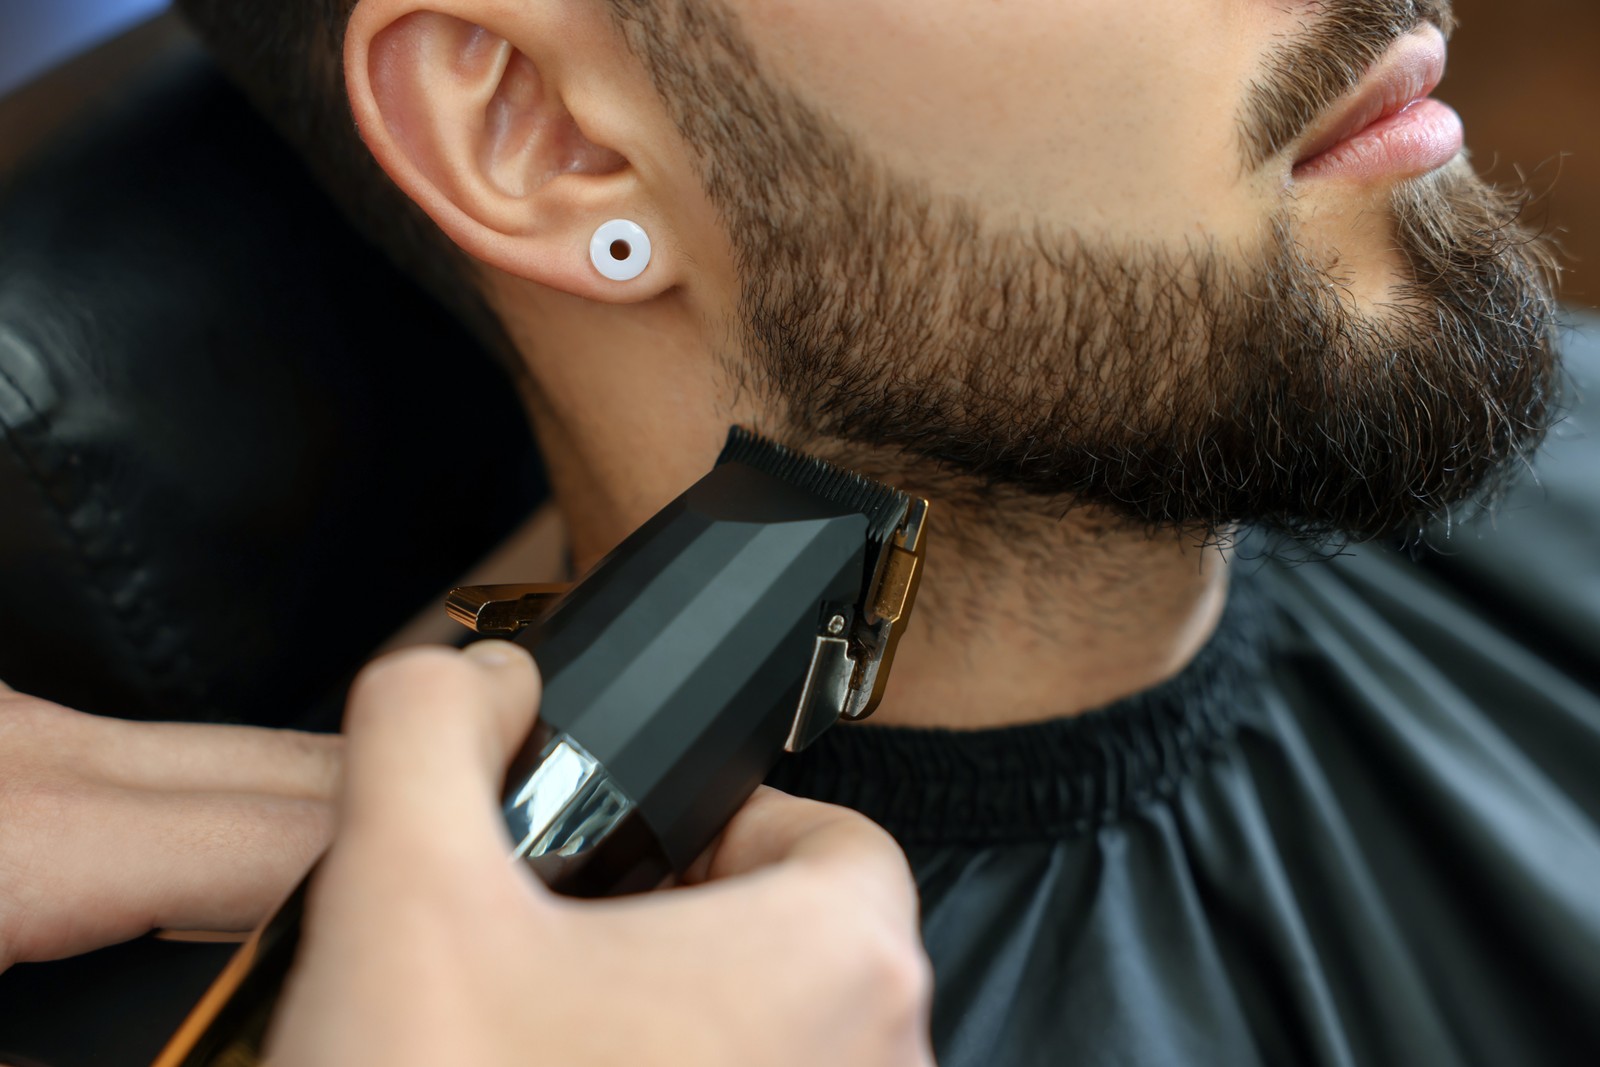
[497,284,1229,731]
[531,420,1229,731]
[862,503,1230,728]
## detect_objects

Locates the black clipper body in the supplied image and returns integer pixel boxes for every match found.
[153,428,927,1065]
[471,430,928,896]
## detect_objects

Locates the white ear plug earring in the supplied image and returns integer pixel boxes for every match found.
[590,219,653,282]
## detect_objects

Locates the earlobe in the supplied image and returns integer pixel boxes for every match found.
[589,219,653,282]
[344,1,668,302]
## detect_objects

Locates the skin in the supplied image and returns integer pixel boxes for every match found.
[0,0,1554,1057]
[0,659,932,1066]
[0,679,338,969]
[734,0,1446,280]
[339,0,1504,728]
[715,0,1287,256]
[272,643,933,1067]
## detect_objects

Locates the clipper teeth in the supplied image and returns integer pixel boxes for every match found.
[715,428,911,547]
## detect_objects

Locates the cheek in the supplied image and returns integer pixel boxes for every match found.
[739,0,1288,245]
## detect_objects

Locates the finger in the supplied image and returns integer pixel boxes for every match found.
[2,785,332,966]
[336,642,541,862]
[0,689,342,801]
[77,719,342,801]
[696,788,919,916]
[700,787,882,874]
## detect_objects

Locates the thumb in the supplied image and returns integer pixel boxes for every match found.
[690,788,919,918]
[336,642,541,865]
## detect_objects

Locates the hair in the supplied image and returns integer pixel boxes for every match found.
[175,0,1559,548]
[173,0,513,361]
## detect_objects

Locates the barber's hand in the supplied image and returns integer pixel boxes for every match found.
[270,642,935,1067]
[0,679,339,971]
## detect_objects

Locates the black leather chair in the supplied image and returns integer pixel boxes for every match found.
[0,20,545,1066]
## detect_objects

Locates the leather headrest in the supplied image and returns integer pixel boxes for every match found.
[0,43,545,729]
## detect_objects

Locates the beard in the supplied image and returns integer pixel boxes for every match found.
[736,158,1561,545]
[609,0,1560,544]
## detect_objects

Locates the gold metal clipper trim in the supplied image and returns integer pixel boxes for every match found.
[853,496,928,720]
[446,583,573,636]
[783,495,929,753]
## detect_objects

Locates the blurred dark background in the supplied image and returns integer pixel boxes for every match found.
[1,0,1596,306]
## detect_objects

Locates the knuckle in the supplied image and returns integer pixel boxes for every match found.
[346,648,477,726]
[802,891,930,1010]
[353,646,468,693]
[854,818,911,867]
[826,824,920,908]
[905,945,936,1011]
[868,926,934,1012]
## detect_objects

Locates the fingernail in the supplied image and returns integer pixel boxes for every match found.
[464,640,522,669]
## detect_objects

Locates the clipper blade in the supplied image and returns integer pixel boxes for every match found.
[716,427,911,549]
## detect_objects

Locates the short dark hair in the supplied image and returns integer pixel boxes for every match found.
[172,0,758,362]
[173,0,511,360]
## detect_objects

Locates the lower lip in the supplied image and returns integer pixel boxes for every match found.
[1293,98,1465,183]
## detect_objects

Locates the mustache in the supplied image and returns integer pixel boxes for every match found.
[1242,0,1458,169]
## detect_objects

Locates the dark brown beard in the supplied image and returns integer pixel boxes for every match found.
[608,0,1560,545]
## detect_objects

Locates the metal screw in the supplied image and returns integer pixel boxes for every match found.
[826,614,847,636]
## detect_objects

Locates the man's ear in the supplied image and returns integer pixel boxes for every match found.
[345,1,673,303]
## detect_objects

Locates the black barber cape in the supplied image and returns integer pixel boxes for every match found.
[770,319,1600,1067]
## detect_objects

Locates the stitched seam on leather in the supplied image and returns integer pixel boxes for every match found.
[0,339,170,708]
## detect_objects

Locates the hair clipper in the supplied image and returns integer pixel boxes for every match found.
[153,427,929,1065]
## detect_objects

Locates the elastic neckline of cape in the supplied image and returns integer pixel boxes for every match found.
[766,576,1273,846]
